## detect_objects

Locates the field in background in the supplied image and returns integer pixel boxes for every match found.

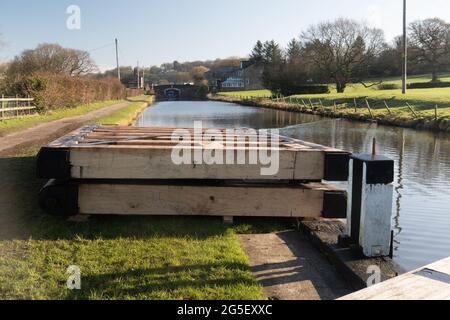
[219,74,450,122]
[222,74,450,106]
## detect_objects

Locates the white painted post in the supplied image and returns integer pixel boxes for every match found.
[1,94,4,120]
[346,154,395,257]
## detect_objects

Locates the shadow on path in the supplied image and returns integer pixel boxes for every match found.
[239,231,353,300]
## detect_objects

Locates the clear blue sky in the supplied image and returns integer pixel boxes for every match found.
[1,0,450,70]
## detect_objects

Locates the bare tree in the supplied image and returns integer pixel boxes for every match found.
[190,66,209,85]
[6,43,97,81]
[409,18,450,82]
[301,18,385,93]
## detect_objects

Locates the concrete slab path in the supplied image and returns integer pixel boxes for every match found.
[239,230,353,300]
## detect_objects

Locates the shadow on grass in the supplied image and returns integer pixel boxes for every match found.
[65,262,256,300]
[0,154,293,242]
[0,155,43,240]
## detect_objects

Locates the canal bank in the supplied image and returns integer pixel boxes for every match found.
[209,94,450,133]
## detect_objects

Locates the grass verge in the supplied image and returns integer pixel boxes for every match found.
[97,96,154,126]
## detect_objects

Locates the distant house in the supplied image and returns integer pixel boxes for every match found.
[205,66,240,91]
[220,60,264,92]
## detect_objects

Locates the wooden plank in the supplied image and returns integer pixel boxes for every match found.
[339,257,450,300]
[40,125,349,181]
[78,183,339,217]
[47,125,343,152]
[70,147,316,180]
[0,98,34,102]
[0,106,36,112]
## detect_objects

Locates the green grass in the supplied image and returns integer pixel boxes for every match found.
[97,96,154,126]
[0,213,262,300]
[0,152,264,300]
[0,100,129,137]
[0,97,271,300]
[126,95,150,102]
[220,74,450,119]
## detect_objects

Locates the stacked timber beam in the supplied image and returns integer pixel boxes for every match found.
[37,125,350,219]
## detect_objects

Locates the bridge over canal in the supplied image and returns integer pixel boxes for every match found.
[153,84,208,101]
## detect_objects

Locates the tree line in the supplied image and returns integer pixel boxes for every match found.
[0,40,239,90]
[97,58,241,87]
[251,17,450,95]
[1,16,449,96]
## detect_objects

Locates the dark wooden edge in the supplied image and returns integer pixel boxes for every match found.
[324,152,350,181]
[39,180,79,216]
[68,179,340,189]
[36,147,71,179]
[351,154,395,185]
[322,191,347,218]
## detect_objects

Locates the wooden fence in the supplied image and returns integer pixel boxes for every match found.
[0,96,37,120]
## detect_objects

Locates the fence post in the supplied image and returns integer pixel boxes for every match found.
[384,101,392,115]
[334,101,337,113]
[345,148,395,257]
[16,95,19,118]
[365,99,374,118]
[406,102,419,118]
[435,105,438,122]
[319,99,324,110]
[1,94,4,120]
[301,99,307,108]
[354,98,357,113]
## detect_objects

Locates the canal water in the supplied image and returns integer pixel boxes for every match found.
[136,101,450,272]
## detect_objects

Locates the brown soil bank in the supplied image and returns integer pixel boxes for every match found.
[210,95,450,133]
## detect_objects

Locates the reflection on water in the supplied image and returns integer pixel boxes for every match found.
[135,101,320,129]
[137,101,450,271]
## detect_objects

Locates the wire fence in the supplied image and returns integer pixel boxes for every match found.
[226,94,443,121]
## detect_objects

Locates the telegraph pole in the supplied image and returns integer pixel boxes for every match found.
[115,38,121,81]
[142,68,145,89]
[402,0,407,94]
[137,61,140,89]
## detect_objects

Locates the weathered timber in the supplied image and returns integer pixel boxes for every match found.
[37,125,350,181]
[339,257,450,300]
[39,180,347,218]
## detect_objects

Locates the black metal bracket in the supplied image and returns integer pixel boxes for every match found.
[322,191,347,219]
[324,152,350,181]
[36,147,71,179]
[38,180,79,216]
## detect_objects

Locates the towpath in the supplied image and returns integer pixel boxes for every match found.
[0,100,133,157]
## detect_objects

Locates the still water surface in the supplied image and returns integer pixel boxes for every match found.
[137,101,450,271]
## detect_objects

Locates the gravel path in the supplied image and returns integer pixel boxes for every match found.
[0,101,131,157]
